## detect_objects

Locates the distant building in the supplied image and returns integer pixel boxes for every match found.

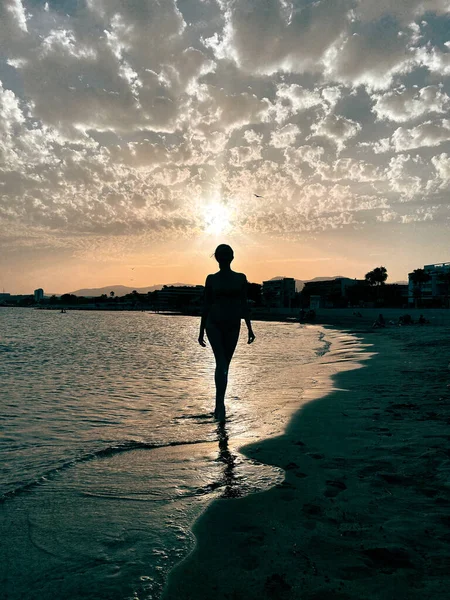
[302,277,360,308]
[383,283,409,306]
[0,292,11,304]
[309,295,321,310]
[408,262,450,306]
[158,285,204,310]
[34,288,44,302]
[262,278,296,308]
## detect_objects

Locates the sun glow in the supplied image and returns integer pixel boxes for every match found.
[204,203,232,236]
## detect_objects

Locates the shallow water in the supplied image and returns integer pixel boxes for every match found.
[0,308,328,599]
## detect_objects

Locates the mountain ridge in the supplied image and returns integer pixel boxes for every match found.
[67,283,195,297]
[68,276,350,297]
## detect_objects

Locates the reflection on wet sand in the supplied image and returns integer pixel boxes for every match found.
[216,423,242,499]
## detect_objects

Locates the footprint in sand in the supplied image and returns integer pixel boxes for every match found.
[276,481,296,489]
[276,481,296,501]
[357,460,393,478]
[306,452,325,460]
[324,479,347,498]
[284,461,300,470]
[264,573,292,597]
[302,502,324,516]
[361,546,414,570]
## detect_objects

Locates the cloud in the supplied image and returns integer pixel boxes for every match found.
[0,0,29,54]
[1,0,450,255]
[270,123,300,148]
[355,0,450,24]
[384,153,424,199]
[431,152,450,184]
[375,206,439,223]
[415,45,450,76]
[228,144,263,166]
[373,86,450,122]
[391,120,450,151]
[205,0,350,76]
[323,17,415,90]
[0,81,25,137]
[400,206,438,223]
[271,83,325,122]
[310,113,361,149]
[317,158,383,182]
[377,209,399,222]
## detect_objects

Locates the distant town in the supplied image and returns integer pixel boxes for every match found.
[1,262,449,313]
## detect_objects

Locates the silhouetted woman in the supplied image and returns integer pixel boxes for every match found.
[198,244,255,422]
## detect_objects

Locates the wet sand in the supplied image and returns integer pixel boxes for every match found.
[162,322,450,600]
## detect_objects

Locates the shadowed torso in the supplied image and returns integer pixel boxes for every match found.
[205,271,246,326]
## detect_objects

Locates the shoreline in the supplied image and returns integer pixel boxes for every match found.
[4,305,449,326]
[162,321,450,599]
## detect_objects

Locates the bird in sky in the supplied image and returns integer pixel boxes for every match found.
[131,267,135,270]
[253,193,264,198]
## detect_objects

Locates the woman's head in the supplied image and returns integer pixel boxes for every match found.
[214,244,234,265]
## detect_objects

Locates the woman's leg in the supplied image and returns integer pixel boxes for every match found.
[220,325,240,419]
[206,324,228,418]
[206,322,241,420]
[223,323,241,367]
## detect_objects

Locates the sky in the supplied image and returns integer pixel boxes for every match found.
[1,0,450,293]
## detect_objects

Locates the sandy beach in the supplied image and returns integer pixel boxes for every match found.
[163,319,450,600]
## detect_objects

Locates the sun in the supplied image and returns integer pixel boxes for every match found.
[204,203,232,236]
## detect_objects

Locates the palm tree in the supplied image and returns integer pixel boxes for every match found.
[364,266,388,287]
[409,269,431,308]
[365,266,388,304]
[110,291,115,299]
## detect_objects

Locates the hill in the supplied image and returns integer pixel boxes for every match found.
[306,276,346,282]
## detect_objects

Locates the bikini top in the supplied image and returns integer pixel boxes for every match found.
[205,275,245,306]
[212,287,242,300]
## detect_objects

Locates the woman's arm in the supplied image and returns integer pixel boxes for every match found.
[241,275,255,344]
[198,275,212,346]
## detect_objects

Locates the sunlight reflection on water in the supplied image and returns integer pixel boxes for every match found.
[0,308,329,600]
[1,309,325,496]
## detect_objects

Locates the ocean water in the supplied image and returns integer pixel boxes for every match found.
[0,308,328,600]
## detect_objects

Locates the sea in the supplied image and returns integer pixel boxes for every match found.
[0,308,331,600]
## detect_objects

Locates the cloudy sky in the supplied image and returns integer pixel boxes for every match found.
[1,0,450,293]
